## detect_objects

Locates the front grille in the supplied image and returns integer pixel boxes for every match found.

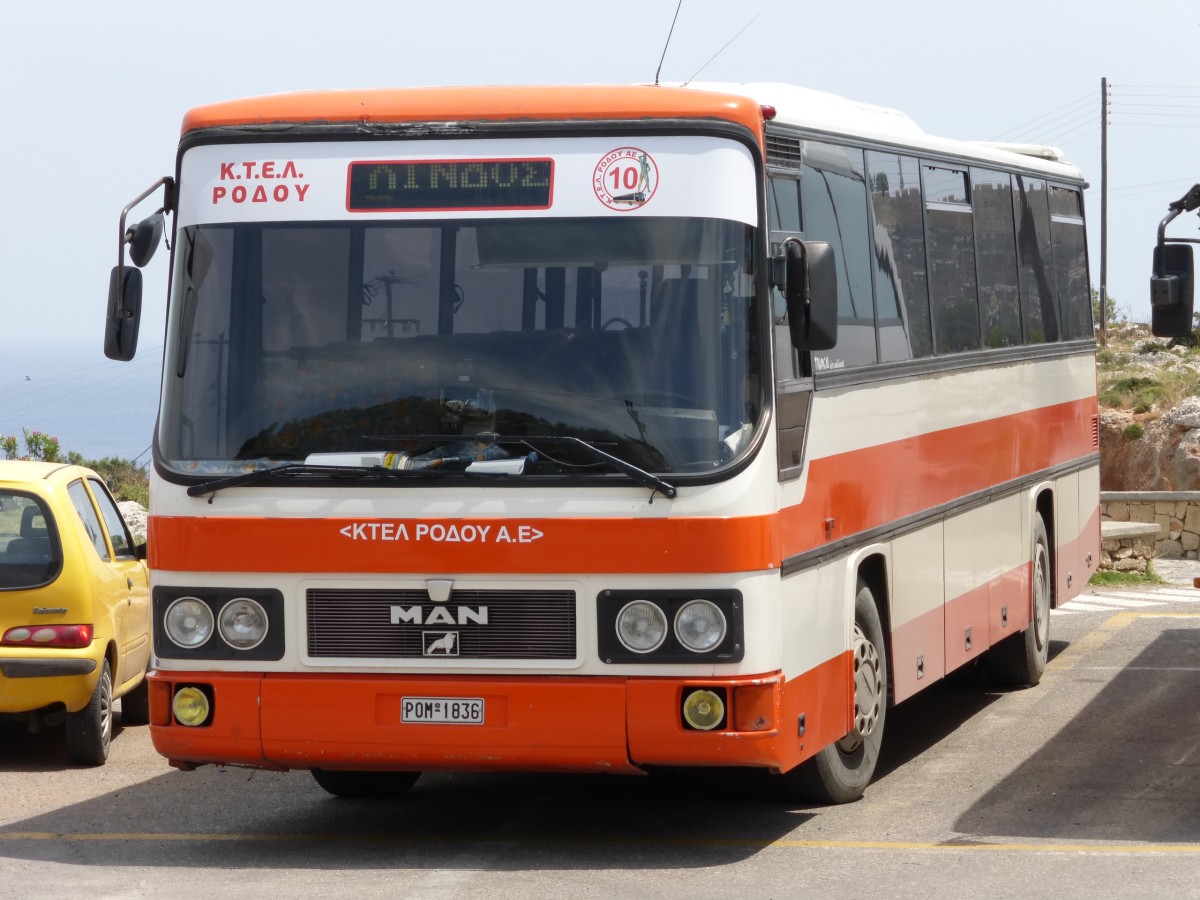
[306,588,576,660]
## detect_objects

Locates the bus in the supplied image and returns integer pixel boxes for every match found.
[105,82,1101,803]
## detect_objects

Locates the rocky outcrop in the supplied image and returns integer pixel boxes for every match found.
[1099,401,1200,491]
[118,501,148,545]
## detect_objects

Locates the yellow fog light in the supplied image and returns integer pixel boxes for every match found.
[172,686,211,727]
[682,688,725,731]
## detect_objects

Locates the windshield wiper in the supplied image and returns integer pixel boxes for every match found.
[186,463,442,498]
[189,435,677,500]
[497,434,676,499]
[377,432,677,498]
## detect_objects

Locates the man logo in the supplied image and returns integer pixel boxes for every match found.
[424,632,458,656]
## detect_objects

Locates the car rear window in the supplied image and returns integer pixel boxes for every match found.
[0,492,63,589]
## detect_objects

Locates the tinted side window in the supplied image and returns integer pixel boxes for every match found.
[768,174,803,381]
[68,480,109,562]
[1015,176,1059,343]
[802,142,877,369]
[971,170,1022,348]
[924,166,980,354]
[867,152,932,359]
[1050,186,1092,340]
[89,478,135,559]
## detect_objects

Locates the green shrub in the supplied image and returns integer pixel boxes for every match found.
[84,456,149,507]
[1123,423,1144,440]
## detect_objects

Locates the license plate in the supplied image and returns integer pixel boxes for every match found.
[401,696,484,725]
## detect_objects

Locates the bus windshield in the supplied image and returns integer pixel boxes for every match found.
[157,215,761,479]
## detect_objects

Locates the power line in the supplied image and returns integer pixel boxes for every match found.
[989,91,1094,141]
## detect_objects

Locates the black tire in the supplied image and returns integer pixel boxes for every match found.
[120,673,151,726]
[779,581,887,804]
[987,514,1052,687]
[311,769,421,799]
[66,659,113,766]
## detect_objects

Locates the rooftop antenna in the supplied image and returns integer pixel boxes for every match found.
[684,14,760,85]
[655,0,684,86]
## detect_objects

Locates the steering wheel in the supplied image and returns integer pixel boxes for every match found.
[602,317,634,330]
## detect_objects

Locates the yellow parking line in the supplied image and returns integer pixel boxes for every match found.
[1049,610,1200,671]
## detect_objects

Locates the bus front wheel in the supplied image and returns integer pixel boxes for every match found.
[779,581,888,804]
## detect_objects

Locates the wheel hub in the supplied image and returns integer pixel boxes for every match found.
[837,622,883,754]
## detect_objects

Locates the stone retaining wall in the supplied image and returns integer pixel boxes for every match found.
[1100,491,1200,563]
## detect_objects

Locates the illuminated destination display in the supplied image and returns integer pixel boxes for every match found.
[347,159,553,211]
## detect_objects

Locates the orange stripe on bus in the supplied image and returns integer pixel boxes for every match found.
[779,396,1097,559]
[148,513,780,575]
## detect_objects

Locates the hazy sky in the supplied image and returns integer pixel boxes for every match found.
[1,0,1197,429]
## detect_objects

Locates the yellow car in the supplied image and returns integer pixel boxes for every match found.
[0,461,150,765]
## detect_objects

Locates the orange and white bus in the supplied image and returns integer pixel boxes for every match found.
[106,82,1100,802]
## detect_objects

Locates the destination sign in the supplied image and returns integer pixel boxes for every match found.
[347,159,553,211]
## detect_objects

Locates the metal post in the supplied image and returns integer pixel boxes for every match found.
[1100,76,1108,344]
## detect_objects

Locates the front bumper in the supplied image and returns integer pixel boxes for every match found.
[147,658,850,774]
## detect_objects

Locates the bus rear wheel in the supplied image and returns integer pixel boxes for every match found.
[779,581,887,804]
[987,514,1051,687]
[311,769,421,799]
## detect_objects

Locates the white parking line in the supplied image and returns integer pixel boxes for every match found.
[1053,585,1200,616]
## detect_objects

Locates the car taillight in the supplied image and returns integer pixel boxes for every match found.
[2,624,93,648]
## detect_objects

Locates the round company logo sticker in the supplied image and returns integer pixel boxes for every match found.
[593,147,658,210]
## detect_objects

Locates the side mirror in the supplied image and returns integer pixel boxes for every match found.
[105,177,173,362]
[782,239,838,351]
[127,212,165,268]
[1150,243,1194,338]
[105,265,143,361]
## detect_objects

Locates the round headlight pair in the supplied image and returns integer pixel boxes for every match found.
[615,598,726,654]
[163,596,268,650]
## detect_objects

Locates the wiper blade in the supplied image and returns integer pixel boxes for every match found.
[501,434,676,499]
[189,434,677,500]
[186,463,440,498]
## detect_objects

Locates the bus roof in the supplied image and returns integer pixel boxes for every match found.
[180,84,767,141]
[695,82,1082,180]
[181,82,1081,181]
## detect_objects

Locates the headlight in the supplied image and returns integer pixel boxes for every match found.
[674,599,727,652]
[682,688,726,730]
[163,597,214,649]
[615,600,668,653]
[172,686,211,727]
[218,598,268,650]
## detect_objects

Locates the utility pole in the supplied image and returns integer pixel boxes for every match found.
[1100,76,1108,345]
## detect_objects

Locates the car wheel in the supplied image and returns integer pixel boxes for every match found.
[67,659,113,766]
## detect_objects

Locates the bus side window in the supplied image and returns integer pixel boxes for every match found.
[1049,186,1092,340]
[924,165,980,354]
[866,152,933,359]
[971,169,1022,348]
[768,173,802,380]
[1014,176,1060,344]
[800,143,877,369]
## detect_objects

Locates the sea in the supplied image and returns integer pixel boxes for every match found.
[0,339,162,465]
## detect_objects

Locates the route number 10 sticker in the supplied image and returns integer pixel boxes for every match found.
[593,147,658,210]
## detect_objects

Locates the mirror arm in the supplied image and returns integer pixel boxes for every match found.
[1156,207,1183,278]
[116,176,175,291]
